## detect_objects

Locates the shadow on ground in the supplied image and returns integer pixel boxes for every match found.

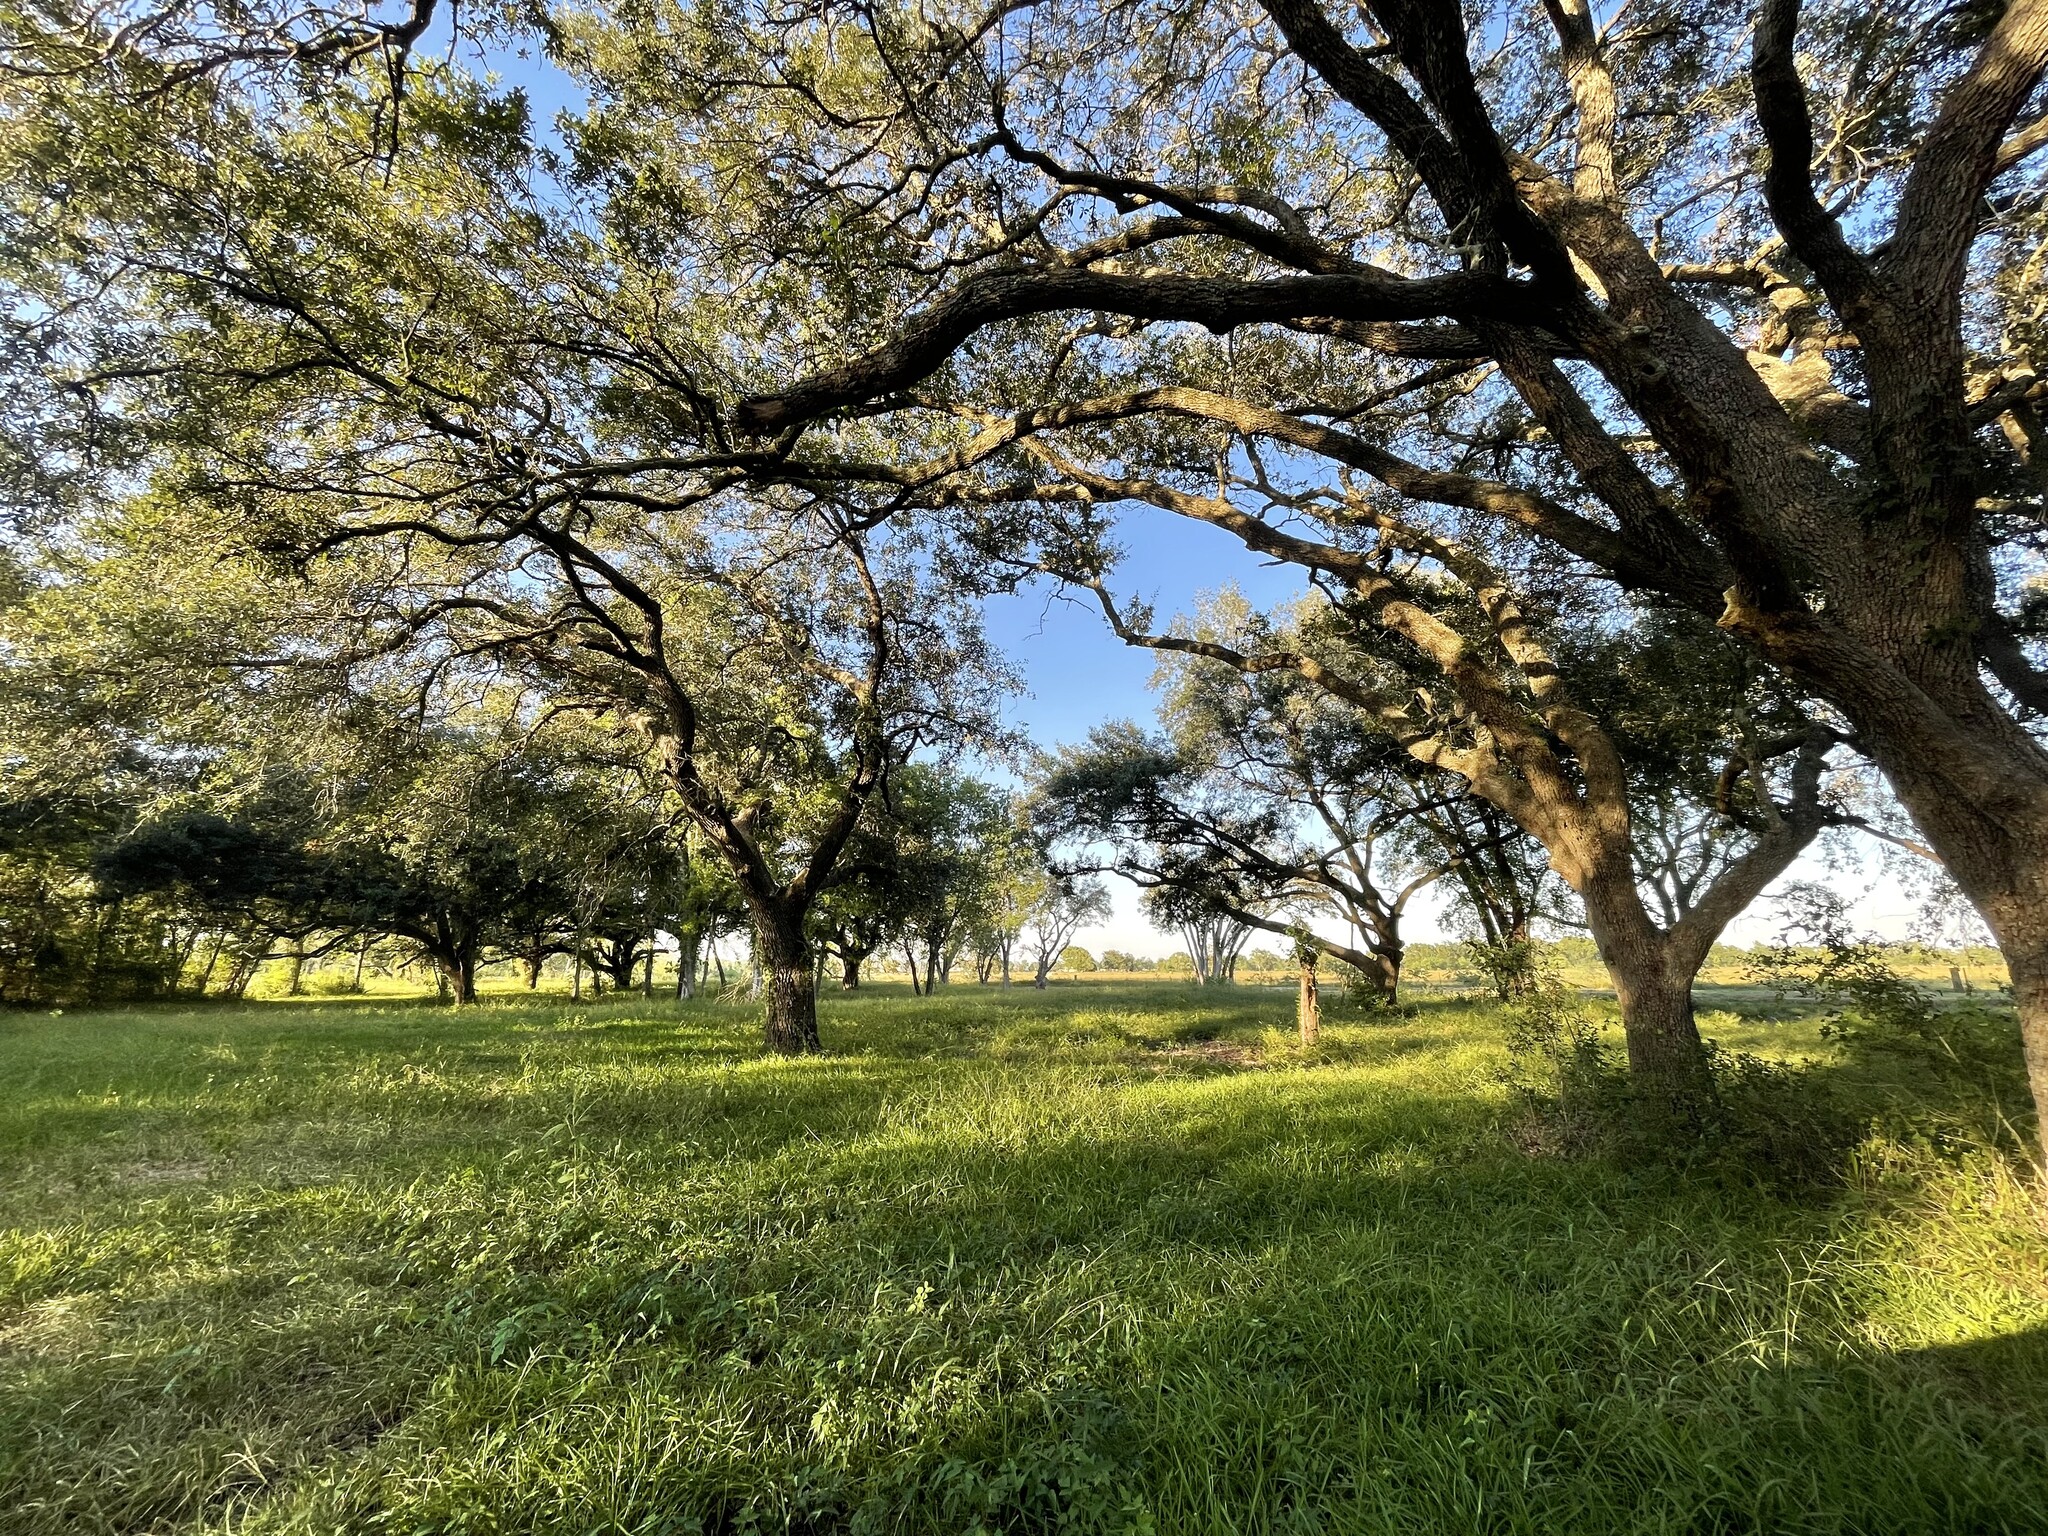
[1,983,2043,1534]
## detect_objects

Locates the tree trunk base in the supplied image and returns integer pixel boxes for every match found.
[756,912,823,1054]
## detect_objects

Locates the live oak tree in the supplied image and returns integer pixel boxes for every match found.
[528,748,727,1000]
[535,0,2047,1128]
[328,721,703,1005]
[95,798,348,998]
[1,51,1010,1049]
[811,812,904,990]
[0,516,388,1001]
[809,763,1010,993]
[876,764,1013,994]
[1142,885,1255,985]
[13,3,2048,1123]
[329,733,576,1005]
[660,843,747,999]
[6,459,1005,1039]
[1040,720,1431,996]
[311,513,1004,1045]
[1036,592,1554,1001]
[0,495,712,1003]
[1020,875,1112,989]
[1024,504,1843,1091]
[962,800,1043,985]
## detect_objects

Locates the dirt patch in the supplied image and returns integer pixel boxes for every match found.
[1151,1038,1263,1070]
[117,1159,211,1186]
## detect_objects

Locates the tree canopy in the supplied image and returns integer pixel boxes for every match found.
[4,0,2045,1136]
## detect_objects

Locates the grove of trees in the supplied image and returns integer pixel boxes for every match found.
[3,0,2045,1150]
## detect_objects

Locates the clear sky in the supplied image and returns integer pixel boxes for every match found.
[976,501,1319,958]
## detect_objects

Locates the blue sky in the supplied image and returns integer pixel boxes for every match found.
[982,500,1308,750]
[978,501,1321,956]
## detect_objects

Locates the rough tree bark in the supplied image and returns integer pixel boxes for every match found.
[674,928,700,999]
[1298,952,1321,1047]
[435,945,479,1005]
[751,903,822,1054]
[1361,940,1402,1005]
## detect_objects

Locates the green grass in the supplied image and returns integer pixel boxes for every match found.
[2,981,2044,1534]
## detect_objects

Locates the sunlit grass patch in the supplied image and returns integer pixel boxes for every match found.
[1,981,2044,1533]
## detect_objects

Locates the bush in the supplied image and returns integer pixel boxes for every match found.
[1324,958,1401,1014]
[1498,959,1859,1189]
[1749,887,2031,1158]
[1502,888,2033,1188]
[1462,937,1539,1000]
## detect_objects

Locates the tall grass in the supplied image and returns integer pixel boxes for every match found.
[1,982,2043,1533]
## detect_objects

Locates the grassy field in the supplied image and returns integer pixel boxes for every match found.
[3,982,2045,1534]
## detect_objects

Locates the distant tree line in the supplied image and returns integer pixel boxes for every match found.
[0,690,1127,1014]
[0,519,1123,1021]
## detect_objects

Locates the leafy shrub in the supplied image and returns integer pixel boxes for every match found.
[1749,885,2030,1157]
[1323,957,1399,1014]
[1463,937,1540,1000]
[1498,957,1859,1188]
[1506,890,2032,1185]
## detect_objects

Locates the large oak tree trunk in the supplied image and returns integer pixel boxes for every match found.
[753,908,822,1055]
[440,950,479,1006]
[1298,957,1320,1046]
[675,930,700,1000]
[1579,862,1709,1110]
[1365,942,1402,1005]
[1854,738,2048,1162]
[194,931,227,996]
[2006,934,2048,1169]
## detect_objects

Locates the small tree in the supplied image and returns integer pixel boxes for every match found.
[1022,878,1112,989]
[964,803,1042,986]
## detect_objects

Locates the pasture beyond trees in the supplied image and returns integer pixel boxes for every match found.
[3,981,2045,1534]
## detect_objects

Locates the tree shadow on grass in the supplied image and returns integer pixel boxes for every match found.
[5,992,2046,1534]
[384,1103,2048,1536]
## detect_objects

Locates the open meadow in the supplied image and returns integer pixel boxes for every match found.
[4,980,2045,1535]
